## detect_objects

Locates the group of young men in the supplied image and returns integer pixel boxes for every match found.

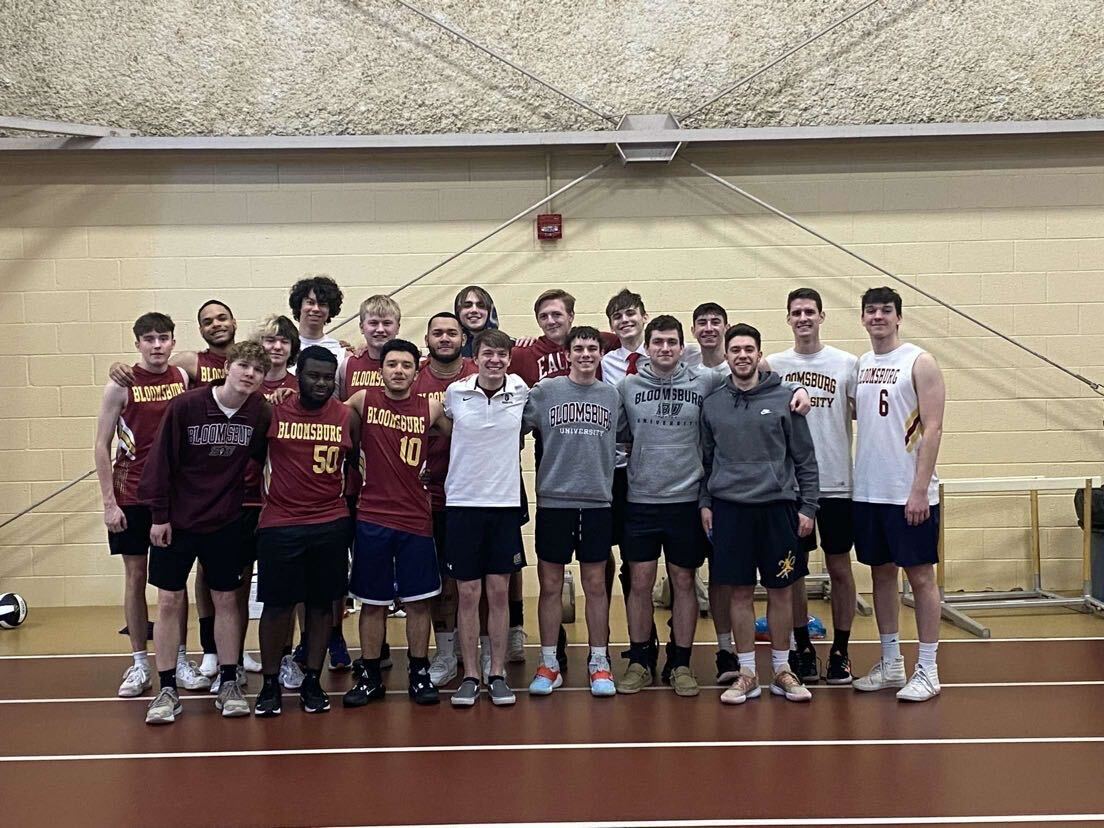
[95,274,945,725]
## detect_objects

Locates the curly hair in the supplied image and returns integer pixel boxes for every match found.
[289,275,343,323]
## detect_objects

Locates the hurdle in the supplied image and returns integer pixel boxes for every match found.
[903,476,1101,638]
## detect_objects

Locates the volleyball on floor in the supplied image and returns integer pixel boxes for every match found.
[0,593,28,629]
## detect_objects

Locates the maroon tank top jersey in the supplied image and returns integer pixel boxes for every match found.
[112,365,188,506]
[355,388,432,536]
[259,395,353,530]
[411,358,477,511]
[195,349,227,387]
[342,353,383,400]
[244,372,302,507]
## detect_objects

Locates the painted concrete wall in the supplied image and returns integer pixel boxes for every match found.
[0,135,1102,605]
[1,0,1101,136]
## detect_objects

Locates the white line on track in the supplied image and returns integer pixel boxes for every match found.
[328,817,1104,827]
[1,635,1102,660]
[5,735,1104,763]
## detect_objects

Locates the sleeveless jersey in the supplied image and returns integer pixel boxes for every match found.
[244,372,301,507]
[112,365,188,506]
[356,388,433,536]
[853,342,940,506]
[259,396,353,529]
[343,353,383,401]
[411,357,478,511]
[195,350,227,388]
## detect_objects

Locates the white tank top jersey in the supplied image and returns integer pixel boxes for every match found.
[767,345,858,495]
[853,342,940,506]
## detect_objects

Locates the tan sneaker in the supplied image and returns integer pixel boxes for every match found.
[770,665,812,702]
[720,667,761,705]
[616,662,653,694]
[670,666,700,697]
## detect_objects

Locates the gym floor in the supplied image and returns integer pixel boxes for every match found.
[2,600,1104,828]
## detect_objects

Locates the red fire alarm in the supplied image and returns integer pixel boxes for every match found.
[536,213,562,240]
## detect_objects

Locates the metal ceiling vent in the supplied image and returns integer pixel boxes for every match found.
[614,113,682,163]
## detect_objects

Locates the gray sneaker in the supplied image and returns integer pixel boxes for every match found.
[279,654,305,690]
[145,687,182,725]
[488,676,516,706]
[216,680,251,717]
[451,677,481,707]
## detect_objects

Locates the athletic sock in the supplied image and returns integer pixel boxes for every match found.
[409,655,430,674]
[364,657,381,672]
[219,664,237,685]
[134,651,149,669]
[917,641,938,670]
[880,632,902,663]
[540,646,559,670]
[717,632,735,653]
[198,616,216,655]
[832,629,851,657]
[793,625,812,652]
[771,649,789,673]
[737,651,756,673]
[589,645,608,663]
[303,668,321,684]
[436,631,455,658]
[262,673,279,688]
[159,668,177,691]
[671,645,692,669]
[628,641,651,666]
[508,599,524,628]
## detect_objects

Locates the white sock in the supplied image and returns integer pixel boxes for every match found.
[541,646,559,670]
[176,645,187,665]
[589,645,608,663]
[737,651,756,673]
[717,632,735,653]
[880,633,901,663]
[133,651,149,669]
[436,631,455,658]
[917,641,938,670]
[771,648,789,672]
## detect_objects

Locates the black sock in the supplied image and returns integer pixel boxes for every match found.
[219,663,237,684]
[159,669,177,690]
[409,655,429,674]
[628,641,651,665]
[671,645,692,669]
[262,673,279,688]
[304,668,321,684]
[365,657,381,672]
[793,625,812,651]
[832,629,851,656]
[509,599,524,628]
[199,616,216,654]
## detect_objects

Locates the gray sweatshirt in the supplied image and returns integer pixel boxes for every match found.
[523,376,620,508]
[699,371,820,516]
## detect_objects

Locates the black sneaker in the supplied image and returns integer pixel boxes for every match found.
[824,650,853,685]
[716,650,740,686]
[300,676,331,713]
[409,668,440,705]
[796,646,820,685]
[380,641,393,670]
[556,625,568,673]
[342,659,385,707]
[254,681,282,717]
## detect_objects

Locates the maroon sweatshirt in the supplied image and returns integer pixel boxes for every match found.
[137,386,268,533]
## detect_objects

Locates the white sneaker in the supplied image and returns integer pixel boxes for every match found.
[429,652,458,687]
[242,652,263,673]
[118,664,152,698]
[853,656,906,692]
[176,659,212,691]
[199,653,219,678]
[507,625,527,663]
[279,654,304,690]
[897,663,941,702]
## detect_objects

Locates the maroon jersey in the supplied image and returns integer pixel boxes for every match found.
[356,388,432,536]
[343,353,383,401]
[510,333,618,387]
[194,349,227,388]
[259,395,353,529]
[411,357,477,511]
[244,373,301,507]
[112,365,188,506]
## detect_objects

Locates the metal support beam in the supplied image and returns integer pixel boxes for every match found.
[0,116,139,137]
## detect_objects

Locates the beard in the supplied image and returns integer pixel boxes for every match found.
[428,344,460,364]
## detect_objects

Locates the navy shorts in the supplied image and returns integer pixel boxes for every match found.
[445,506,525,581]
[620,501,708,570]
[710,499,809,590]
[149,516,246,593]
[535,507,612,565]
[107,505,153,556]
[349,520,442,605]
[799,496,855,556]
[853,501,940,568]
[256,517,352,607]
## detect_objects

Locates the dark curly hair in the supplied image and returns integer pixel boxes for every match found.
[289,275,344,323]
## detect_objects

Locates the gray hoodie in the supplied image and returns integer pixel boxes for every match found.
[699,371,820,517]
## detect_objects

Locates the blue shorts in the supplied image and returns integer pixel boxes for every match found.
[853,502,940,568]
[349,520,442,605]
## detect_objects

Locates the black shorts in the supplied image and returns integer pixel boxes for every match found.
[610,466,628,547]
[107,505,153,556]
[620,501,708,570]
[149,516,246,593]
[433,510,449,574]
[239,506,261,569]
[256,517,352,606]
[799,496,855,556]
[711,499,809,589]
[445,506,525,581]
[536,507,612,565]
[854,501,940,568]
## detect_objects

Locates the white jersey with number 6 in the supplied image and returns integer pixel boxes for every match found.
[853,342,939,506]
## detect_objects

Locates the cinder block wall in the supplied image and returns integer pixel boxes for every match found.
[1,135,1102,605]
